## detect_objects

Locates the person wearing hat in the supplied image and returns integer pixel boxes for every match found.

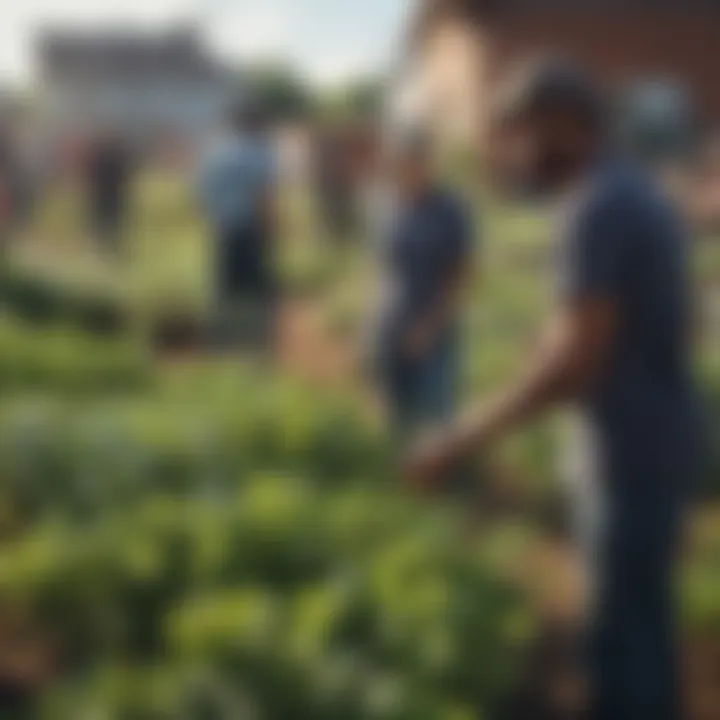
[371,128,473,442]
[405,57,703,720]
[198,101,277,352]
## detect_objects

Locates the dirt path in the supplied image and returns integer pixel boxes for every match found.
[277,298,358,387]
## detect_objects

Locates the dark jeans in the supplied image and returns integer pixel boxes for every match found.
[586,470,689,720]
[213,225,275,351]
[381,333,459,441]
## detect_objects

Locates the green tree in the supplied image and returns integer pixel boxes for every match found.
[245,62,315,121]
[320,76,384,121]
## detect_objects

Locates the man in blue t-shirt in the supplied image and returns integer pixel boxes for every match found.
[198,102,276,351]
[405,59,703,720]
[373,131,472,440]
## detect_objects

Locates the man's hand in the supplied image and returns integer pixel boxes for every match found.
[403,296,617,495]
[402,320,437,360]
[403,427,465,493]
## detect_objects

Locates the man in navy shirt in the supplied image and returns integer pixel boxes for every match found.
[405,59,702,719]
[374,131,472,440]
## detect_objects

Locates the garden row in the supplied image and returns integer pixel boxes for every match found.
[0,475,531,719]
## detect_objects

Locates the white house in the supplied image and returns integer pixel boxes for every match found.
[37,27,237,152]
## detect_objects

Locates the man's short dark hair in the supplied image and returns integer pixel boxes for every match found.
[496,55,608,133]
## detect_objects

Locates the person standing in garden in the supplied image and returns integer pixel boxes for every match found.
[313,124,359,245]
[373,129,472,442]
[198,101,277,353]
[404,58,702,720]
[86,131,133,257]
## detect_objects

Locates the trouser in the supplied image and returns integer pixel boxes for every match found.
[382,333,459,441]
[379,332,480,500]
[213,225,275,352]
[585,472,689,720]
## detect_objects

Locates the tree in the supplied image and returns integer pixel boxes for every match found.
[319,76,385,122]
[342,77,384,119]
[245,62,315,121]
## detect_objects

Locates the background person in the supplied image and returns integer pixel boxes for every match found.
[198,102,277,353]
[86,131,133,257]
[373,130,472,443]
[313,125,358,244]
[405,58,703,720]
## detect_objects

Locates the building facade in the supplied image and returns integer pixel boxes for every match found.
[393,0,720,149]
[38,27,236,153]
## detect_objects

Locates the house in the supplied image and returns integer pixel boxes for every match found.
[391,0,720,150]
[37,27,236,153]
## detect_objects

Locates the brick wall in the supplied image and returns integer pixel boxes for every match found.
[402,6,720,150]
[486,8,720,124]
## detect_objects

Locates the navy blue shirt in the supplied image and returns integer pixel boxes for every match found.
[378,188,471,358]
[560,158,700,480]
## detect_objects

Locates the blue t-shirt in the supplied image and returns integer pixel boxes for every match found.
[559,158,700,480]
[378,188,471,357]
[197,134,275,233]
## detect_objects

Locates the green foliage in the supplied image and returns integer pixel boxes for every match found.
[0,263,129,337]
[0,369,388,525]
[0,477,530,720]
[684,513,720,636]
[245,61,315,121]
[320,76,384,122]
[0,318,150,396]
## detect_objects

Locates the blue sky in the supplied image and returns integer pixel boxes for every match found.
[0,0,414,87]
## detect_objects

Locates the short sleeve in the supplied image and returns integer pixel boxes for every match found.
[561,188,631,302]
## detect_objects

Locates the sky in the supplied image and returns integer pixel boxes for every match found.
[0,0,414,88]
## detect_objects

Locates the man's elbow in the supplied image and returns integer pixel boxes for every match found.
[558,347,607,399]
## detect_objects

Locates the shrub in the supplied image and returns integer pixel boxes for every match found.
[0,264,129,338]
[0,477,531,720]
[0,372,389,525]
[0,319,150,397]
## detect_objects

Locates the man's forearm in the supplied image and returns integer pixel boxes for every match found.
[450,351,572,456]
[423,268,468,338]
[404,300,616,487]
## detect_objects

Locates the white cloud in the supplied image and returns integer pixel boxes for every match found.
[307,47,380,88]
[206,2,294,63]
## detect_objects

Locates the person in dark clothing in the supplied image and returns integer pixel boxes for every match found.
[87,134,132,256]
[404,57,702,720]
[372,130,472,442]
[0,128,28,243]
[0,132,13,244]
[314,127,357,244]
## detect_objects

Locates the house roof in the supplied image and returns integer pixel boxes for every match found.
[38,27,231,84]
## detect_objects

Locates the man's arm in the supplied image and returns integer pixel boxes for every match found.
[405,184,630,487]
[405,295,616,487]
